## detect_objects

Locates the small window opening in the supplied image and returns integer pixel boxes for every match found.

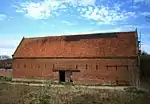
[116,66,117,71]
[106,65,108,70]
[116,80,119,84]
[85,64,87,70]
[96,65,98,70]
[126,65,128,70]
[75,65,78,69]
[24,64,26,68]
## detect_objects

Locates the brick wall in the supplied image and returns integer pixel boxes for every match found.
[12,58,138,85]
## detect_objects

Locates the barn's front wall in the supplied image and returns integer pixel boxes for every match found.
[12,58,139,85]
[12,31,139,86]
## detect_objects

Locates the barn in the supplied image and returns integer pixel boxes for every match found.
[12,31,140,86]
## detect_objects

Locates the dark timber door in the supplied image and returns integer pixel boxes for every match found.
[59,71,65,82]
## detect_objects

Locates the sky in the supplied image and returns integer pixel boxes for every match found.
[0,0,150,56]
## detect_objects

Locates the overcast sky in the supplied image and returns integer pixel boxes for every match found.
[0,0,150,56]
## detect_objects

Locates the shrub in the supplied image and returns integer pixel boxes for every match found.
[23,77,54,104]
[124,87,144,94]
[0,76,12,82]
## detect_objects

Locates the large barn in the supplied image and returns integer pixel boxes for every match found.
[12,31,140,86]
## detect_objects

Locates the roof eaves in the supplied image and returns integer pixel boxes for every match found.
[12,37,25,58]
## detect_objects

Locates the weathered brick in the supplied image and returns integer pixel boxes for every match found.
[12,31,139,85]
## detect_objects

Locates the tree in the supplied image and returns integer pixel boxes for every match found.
[0,55,11,60]
[141,51,149,56]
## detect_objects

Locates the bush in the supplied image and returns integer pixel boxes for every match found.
[124,87,144,94]
[23,77,54,104]
[0,76,12,82]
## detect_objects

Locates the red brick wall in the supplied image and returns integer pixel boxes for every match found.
[12,58,138,85]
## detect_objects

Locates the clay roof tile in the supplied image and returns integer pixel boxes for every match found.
[13,31,138,58]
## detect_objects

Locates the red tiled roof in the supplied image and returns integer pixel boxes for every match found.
[13,31,138,58]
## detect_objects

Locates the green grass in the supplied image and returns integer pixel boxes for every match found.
[0,82,150,104]
[0,77,150,104]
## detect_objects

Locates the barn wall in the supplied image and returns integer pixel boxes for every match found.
[12,58,138,85]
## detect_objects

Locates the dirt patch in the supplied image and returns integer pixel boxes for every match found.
[0,69,12,77]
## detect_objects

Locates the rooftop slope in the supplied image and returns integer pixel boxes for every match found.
[13,31,138,58]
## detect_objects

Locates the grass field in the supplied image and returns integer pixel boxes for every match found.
[0,83,150,104]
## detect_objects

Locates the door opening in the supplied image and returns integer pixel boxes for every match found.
[59,71,65,82]
[65,71,73,83]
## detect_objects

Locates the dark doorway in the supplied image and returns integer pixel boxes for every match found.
[59,71,65,82]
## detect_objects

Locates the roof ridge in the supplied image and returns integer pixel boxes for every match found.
[25,30,136,39]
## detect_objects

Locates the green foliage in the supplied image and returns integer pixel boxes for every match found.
[1,77,150,104]
[141,51,149,56]
[23,88,52,104]
[0,57,12,69]
[0,55,11,60]
[140,55,150,78]
[124,87,144,94]
[23,77,54,104]
[0,76,12,82]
